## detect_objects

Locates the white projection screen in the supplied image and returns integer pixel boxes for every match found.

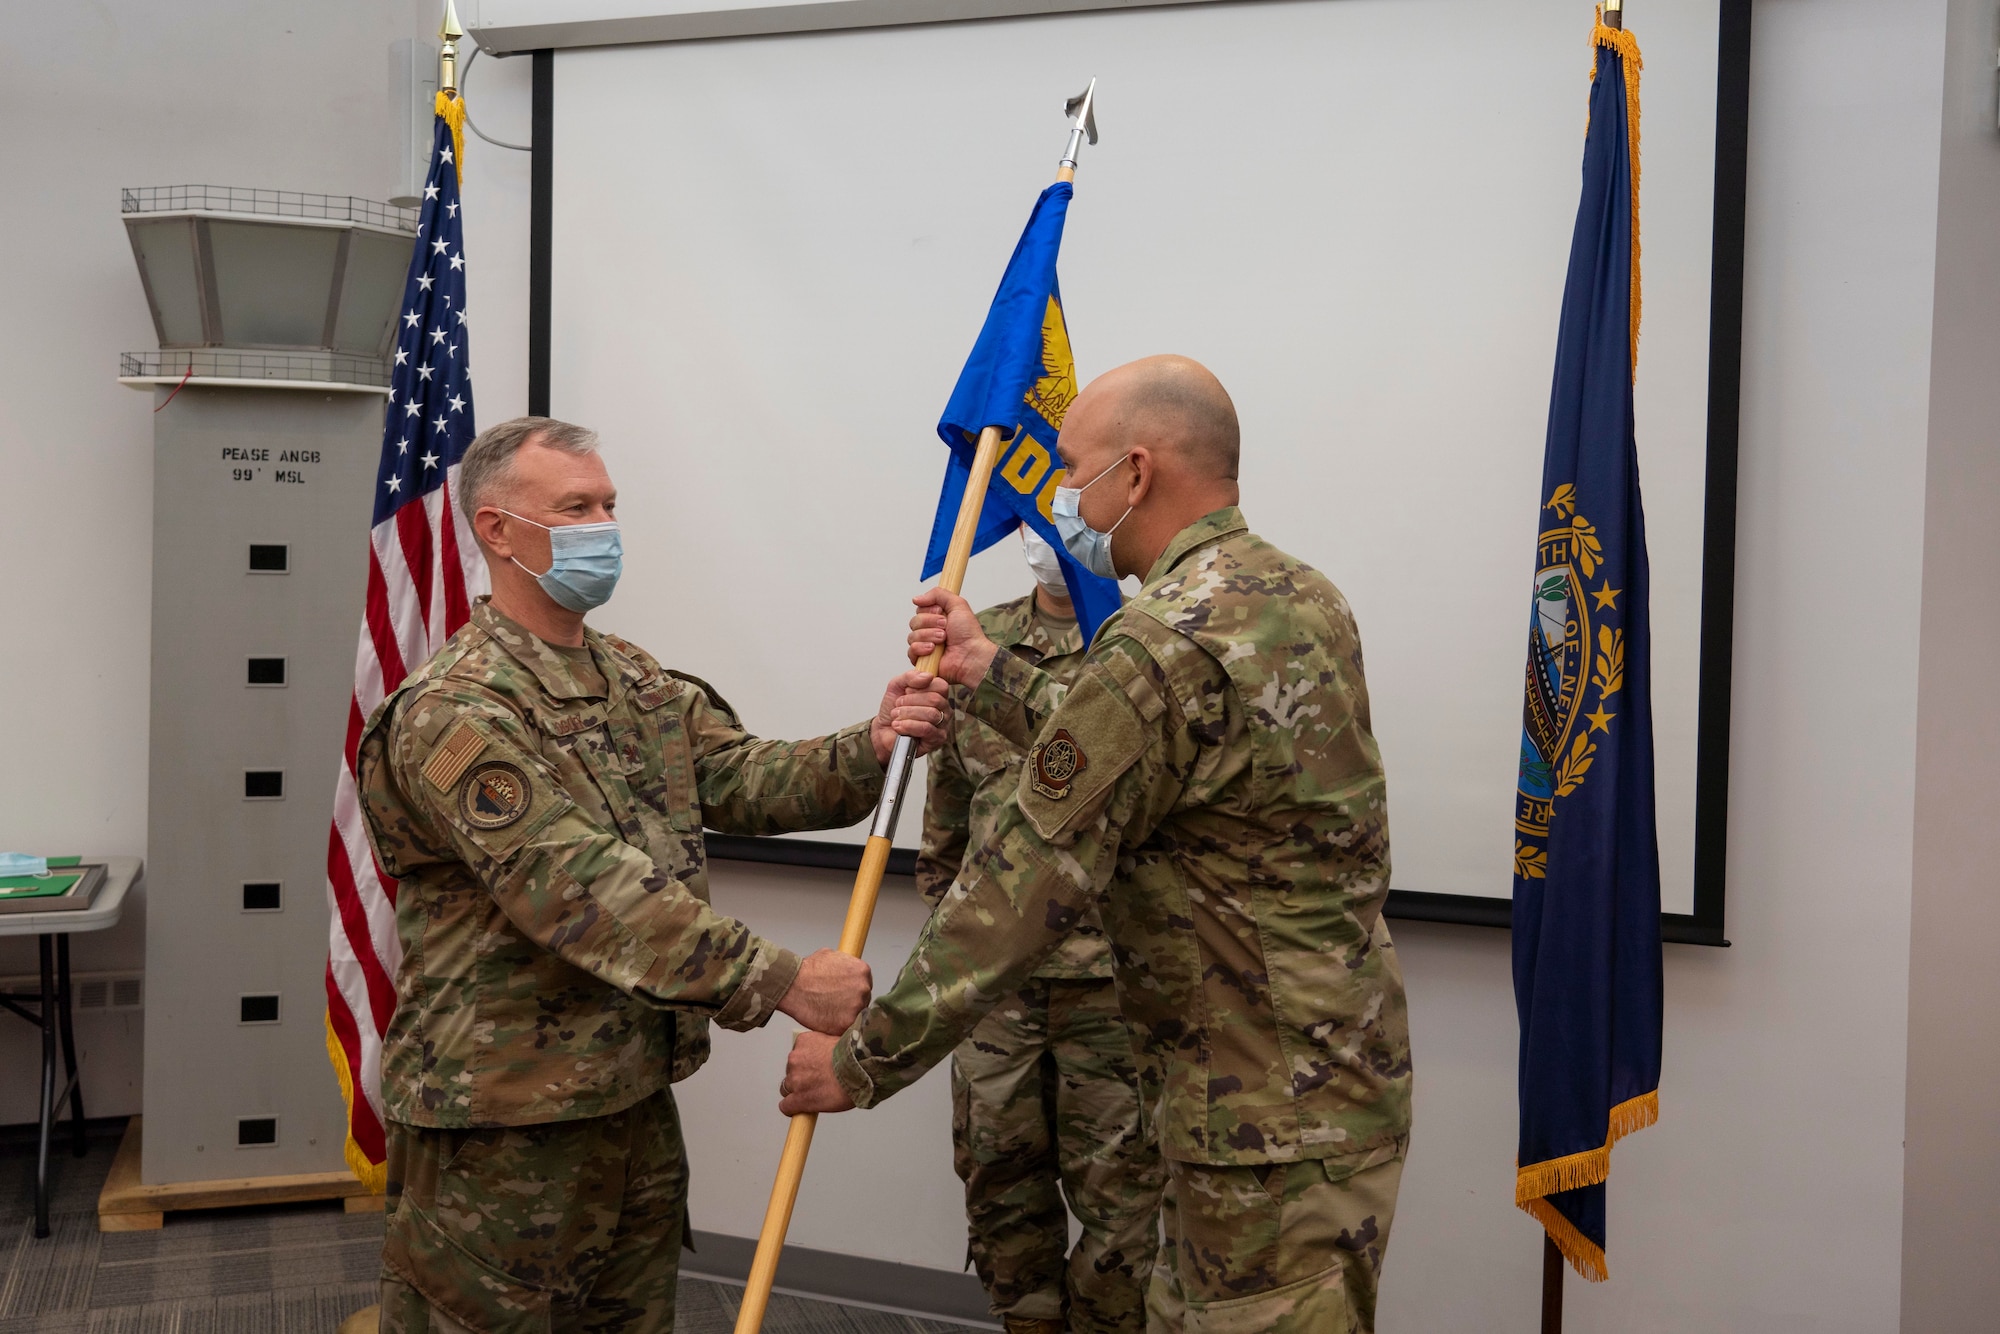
[531,0,1745,937]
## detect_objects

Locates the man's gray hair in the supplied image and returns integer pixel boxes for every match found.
[457,416,600,522]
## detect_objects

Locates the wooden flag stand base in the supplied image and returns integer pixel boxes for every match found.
[1541,1234,1565,1333]
[96,1116,384,1232]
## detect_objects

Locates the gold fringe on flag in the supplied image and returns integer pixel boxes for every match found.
[435,90,467,187]
[1514,1088,1659,1280]
[1523,1196,1610,1282]
[1589,7,1643,378]
[1515,1088,1659,1203]
[325,1012,389,1194]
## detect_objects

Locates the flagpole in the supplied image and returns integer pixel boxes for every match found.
[1539,0,1613,1319]
[1541,1233,1564,1333]
[1540,21,1618,1334]
[729,86,1100,1334]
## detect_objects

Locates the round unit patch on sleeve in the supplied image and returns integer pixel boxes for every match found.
[460,760,532,830]
[1030,729,1088,800]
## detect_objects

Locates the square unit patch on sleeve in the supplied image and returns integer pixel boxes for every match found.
[421,721,489,793]
[1019,671,1146,842]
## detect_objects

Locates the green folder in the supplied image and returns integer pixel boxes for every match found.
[0,856,85,899]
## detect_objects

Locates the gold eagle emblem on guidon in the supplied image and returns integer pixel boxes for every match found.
[1022,296,1078,429]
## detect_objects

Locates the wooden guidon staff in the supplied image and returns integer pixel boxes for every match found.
[730,81,1100,1334]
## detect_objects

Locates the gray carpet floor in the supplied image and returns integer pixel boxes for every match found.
[0,1123,981,1333]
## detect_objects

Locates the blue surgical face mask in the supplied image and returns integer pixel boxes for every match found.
[1050,453,1133,580]
[500,510,623,612]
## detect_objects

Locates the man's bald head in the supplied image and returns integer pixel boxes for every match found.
[1073,354,1239,482]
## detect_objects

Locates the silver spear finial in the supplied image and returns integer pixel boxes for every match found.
[1058,78,1098,179]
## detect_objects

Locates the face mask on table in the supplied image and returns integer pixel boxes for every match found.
[499,510,623,612]
[1050,453,1133,580]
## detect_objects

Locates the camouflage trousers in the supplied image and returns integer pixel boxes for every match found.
[1145,1144,1404,1334]
[950,976,1164,1333]
[379,1089,688,1334]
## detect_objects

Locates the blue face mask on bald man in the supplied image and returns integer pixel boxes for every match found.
[498,510,623,612]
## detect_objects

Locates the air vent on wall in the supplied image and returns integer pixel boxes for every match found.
[239,994,280,1024]
[246,544,289,573]
[4,971,144,1011]
[245,657,287,686]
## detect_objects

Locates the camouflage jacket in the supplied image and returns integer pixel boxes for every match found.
[916,593,1111,981]
[835,507,1412,1167]
[358,598,884,1128]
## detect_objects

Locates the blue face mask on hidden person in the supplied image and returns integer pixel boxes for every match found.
[1050,452,1134,580]
[499,510,623,612]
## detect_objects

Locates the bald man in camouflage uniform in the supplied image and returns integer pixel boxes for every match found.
[359,416,947,1333]
[919,535,1162,1334]
[782,359,1413,1333]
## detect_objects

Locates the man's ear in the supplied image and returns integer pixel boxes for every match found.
[472,506,512,559]
[1125,446,1156,508]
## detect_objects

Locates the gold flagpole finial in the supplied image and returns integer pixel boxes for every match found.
[439,0,464,95]
[1602,0,1623,31]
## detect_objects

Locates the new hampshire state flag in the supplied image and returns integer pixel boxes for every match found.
[1511,17,1662,1282]
[922,181,1121,641]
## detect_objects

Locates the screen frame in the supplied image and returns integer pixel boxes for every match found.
[522,0,1750,947]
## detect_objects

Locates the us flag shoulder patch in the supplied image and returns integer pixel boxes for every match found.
[422,722,488,793]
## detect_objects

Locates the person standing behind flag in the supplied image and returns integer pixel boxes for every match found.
[781,356,1413,1333]
[356,417,951,1332]
[918,525,1161,1334]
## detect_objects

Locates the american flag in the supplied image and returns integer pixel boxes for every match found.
[323,97,486,1188]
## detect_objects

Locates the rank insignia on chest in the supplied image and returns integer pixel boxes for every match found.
[1031,729,1088,800]
[460,761,531,829]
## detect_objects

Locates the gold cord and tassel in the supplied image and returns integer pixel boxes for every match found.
[435,90,467,186]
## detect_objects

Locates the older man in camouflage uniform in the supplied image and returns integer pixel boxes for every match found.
[919,531,1161,1334]
[358,416,948,1333]
[782,358,1413,1333]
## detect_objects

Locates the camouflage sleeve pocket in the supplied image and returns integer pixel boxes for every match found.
[411,717,572,864]
[1017,668,1147,843]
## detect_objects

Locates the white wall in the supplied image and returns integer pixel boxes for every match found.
[0,1,1982,1330]
[540,0,1724,909]
[1900,1,2000,1329]
[659,3,1955,1328]
[1376,4,1943,1329]
[0,0,433,1119]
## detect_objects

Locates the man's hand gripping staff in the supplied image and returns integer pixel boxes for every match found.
[780,594,993,1112]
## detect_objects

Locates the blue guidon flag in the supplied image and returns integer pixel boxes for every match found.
[923,181,1122,643]
[1511,15,1662,1282]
